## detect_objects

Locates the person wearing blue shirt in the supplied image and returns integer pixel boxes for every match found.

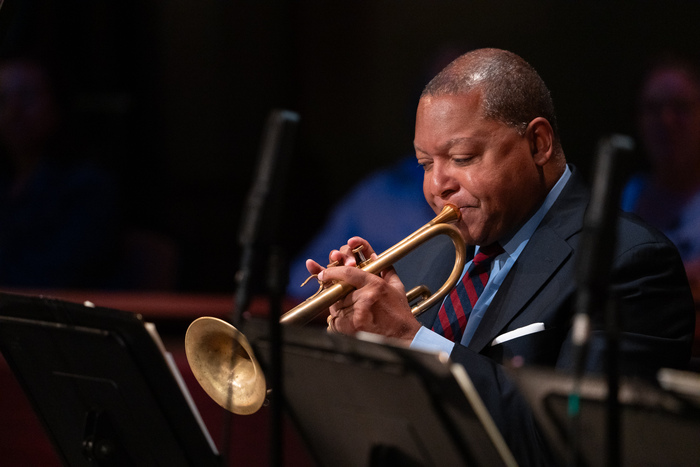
[621,54,700,319]
[0,56,122,288]
[304,48,695,466]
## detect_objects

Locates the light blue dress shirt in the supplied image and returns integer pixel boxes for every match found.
[411,165,572,354]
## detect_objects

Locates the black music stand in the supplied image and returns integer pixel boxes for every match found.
[244,319,517,467]
[0,292,222,467]
[510,366,700,467]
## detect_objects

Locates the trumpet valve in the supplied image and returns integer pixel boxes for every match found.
[352,245,372,268]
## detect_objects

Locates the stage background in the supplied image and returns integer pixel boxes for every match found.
[3,1,699,292]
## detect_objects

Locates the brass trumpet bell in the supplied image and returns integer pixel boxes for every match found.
[185,316,266,415]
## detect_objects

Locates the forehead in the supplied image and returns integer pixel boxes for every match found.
[415,92,487,132]
[414,92,500,148]
[417,92,483,118]
[642,68,700,101]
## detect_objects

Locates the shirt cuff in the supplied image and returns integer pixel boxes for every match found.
[410,326,455,355]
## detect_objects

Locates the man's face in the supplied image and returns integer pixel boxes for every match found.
[639,68,700,176]
[414,92,546,246]
[0,62,58,150]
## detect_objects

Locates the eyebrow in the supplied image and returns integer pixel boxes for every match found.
[444,136,478,147]
[415,136,480,155]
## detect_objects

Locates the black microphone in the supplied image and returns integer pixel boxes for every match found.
[569,133,634,467]
[222,109,299,467]
[233,109,300,326]
[571,134,634,372]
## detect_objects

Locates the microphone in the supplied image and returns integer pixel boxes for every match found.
[569,133,634,467]
[233,109,300,326]
[571,134,634,372]
[222,109,299,467]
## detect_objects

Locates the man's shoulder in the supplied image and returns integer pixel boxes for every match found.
[617,209,674,246]
[612,209,686,268]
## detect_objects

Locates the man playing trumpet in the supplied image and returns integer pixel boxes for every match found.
[305,48,695,465]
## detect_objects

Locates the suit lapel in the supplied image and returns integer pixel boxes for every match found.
[467,227,573,352]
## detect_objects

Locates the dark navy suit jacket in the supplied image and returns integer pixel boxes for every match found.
[394,166,695,465]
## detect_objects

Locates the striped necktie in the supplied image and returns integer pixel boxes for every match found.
[431,243,504,342]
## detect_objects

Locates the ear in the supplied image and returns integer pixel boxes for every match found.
[526,117,555,167]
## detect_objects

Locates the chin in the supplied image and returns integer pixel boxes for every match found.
[457,228,479,246]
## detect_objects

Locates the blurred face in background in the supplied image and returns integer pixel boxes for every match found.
[638,66,700,191]
[0,60,59,159]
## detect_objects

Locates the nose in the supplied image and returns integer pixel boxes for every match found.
[426,159,459,200]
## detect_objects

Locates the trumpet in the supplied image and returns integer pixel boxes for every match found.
[185,204,467,415]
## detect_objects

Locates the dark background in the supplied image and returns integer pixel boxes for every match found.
[3,1,700,293]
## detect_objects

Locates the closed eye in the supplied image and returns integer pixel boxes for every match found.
[452,155,476,165]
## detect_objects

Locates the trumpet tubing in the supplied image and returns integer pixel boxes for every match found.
[280,206,466,325]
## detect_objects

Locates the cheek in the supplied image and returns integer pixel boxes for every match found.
[483,164,533,213]
[463,170,496,204]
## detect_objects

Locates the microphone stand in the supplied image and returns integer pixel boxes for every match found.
[266,244,288,467]
[568,134,633,467]
[226,109,300,467]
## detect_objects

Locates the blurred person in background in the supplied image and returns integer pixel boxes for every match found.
[621,56,700,289]
[0,55,122,289]
[621,53,700,357]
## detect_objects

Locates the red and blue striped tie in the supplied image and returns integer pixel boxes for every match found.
[432,243,504,342]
